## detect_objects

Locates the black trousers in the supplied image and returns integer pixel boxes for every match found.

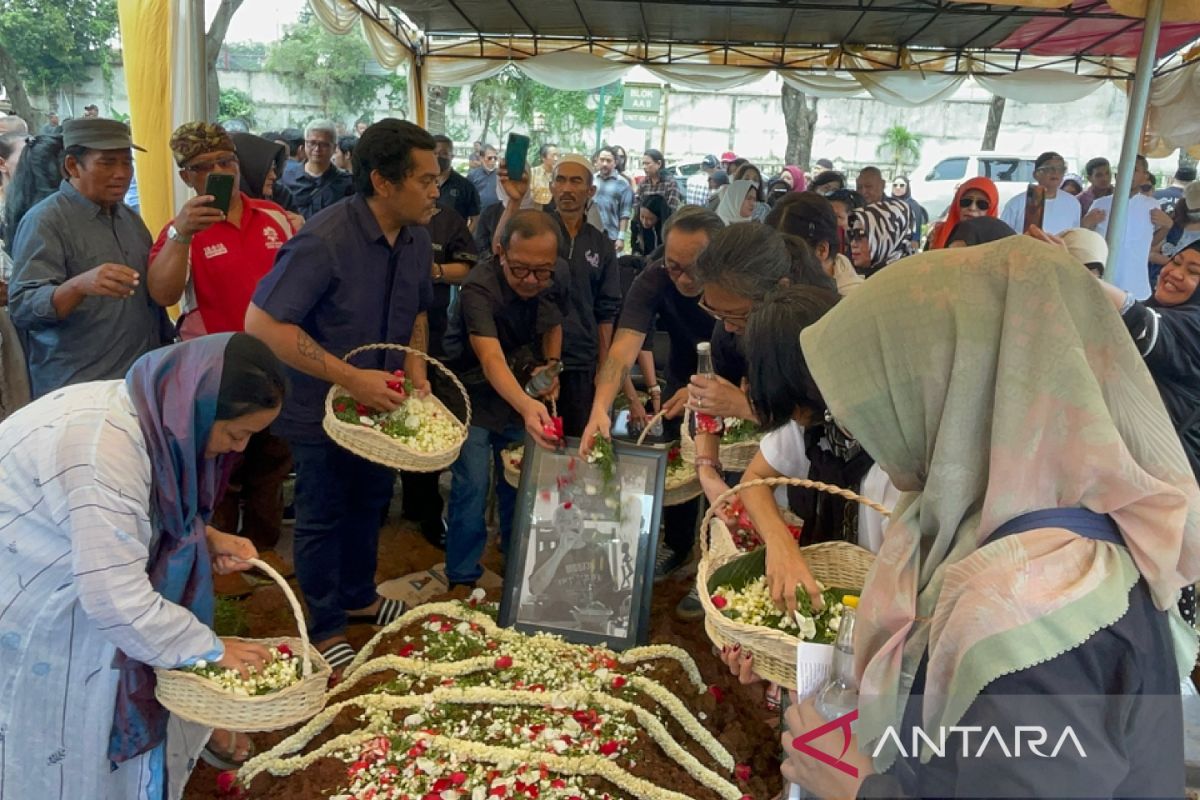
[557,367,596,438]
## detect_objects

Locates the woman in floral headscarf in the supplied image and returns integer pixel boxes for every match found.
[847,198,912,276]
[778,236,1199,799]
[0,333,287,799]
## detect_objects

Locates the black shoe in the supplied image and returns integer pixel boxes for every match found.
[654,545,687,582]
[421,516,447,549]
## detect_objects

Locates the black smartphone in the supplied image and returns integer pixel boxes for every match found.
[205,172,235,215]
[1022,183,1045,234]
[505,133,531,182]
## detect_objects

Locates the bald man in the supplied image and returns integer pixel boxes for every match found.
[857,166,885,206]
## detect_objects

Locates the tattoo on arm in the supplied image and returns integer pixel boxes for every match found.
[598,356,629,386]
[410,314,429,353]
[297,329,326,371]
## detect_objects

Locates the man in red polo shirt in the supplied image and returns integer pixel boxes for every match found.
[147,121,297,559]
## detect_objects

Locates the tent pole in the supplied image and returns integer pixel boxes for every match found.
[1104,0,1163,283]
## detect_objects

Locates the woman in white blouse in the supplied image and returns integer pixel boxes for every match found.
[0,333,285,799]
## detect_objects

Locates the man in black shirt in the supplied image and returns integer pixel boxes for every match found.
[280,119,354,219]
[434,135,481,226]
[442,209,567,588]
[401,202,479,545]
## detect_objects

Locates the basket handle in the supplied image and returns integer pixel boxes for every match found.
[699,476,893,561]
[635,409,668,446]
[339,343,472,429]
[245,557,313,678]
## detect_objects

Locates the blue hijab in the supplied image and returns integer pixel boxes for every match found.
[109,334,234,763]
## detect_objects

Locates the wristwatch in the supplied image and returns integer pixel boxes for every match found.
[167,224,192,245]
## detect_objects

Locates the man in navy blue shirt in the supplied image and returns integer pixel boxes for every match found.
[246,119,440,673]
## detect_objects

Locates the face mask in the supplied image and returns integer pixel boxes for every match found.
[437,155,451,173]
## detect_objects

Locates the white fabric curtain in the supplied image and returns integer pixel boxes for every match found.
[972,67,1105,102]
[306,0,358,34]
[1146,59,1200,155]
[515,51,631,90]
[360,16,410,70]
[642,63,761,91]
[424,57,509,86]
[841,55,965,106]
[779,71,865,98]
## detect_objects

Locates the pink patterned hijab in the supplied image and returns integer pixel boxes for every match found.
[799,236,1200,767]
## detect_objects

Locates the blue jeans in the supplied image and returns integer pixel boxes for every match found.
[445,424,523,584]
[289,438,396,642]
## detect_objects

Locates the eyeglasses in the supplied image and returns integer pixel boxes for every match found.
[484,155,498,162]
[847,229,868,242]
[506,262,555,282]
[698,298,750,324]
[664,261,695,281]
[304,139,333,150]
[183,155,238,175]
[1036,165,1066,176]
[958,196,991,211]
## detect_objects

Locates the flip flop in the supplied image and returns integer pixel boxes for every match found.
[345,597,405,627]
[200,732,256,771]
[319,641,358,672]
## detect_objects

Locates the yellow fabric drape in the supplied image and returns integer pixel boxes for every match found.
[117,0,175,236]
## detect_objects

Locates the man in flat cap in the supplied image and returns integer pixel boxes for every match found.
[9,117,168,397]
[146,121,297,555]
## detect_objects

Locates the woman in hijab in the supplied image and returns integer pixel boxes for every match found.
[779,165,807,193]
[926,176,999,250]
[776,236,1199,798]
[944,215,1016,248]
[716,178,766,225]
[229,131,300,216]
[733,163,767,203]
[634,193,671,257]
[848,198,912,276]
[1062,172,1085,196]
[890,175,928,247]
[0,333,289,799]
[810,170,846,196]
[766,192,863,296]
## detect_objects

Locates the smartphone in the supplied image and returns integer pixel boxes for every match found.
[1022,183,1045,234]
[505,133,531,182]
[205,172,236,215]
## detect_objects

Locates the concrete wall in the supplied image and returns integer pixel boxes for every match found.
[33,62,1165,179]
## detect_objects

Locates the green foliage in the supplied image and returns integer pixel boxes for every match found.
[218,87,256,126]
[265,9,403,120]
[468,67,621,150]
[876,124,923,175]
[0,0,118,99]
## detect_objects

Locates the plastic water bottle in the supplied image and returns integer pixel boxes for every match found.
[689,342,725,436]
[787,596,858,799]
[524,360,563,397]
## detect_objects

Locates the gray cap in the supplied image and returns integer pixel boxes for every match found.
[62,118,146,152]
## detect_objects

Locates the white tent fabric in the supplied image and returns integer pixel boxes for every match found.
[642,64,762,91]
[1145,59,1200,154]
[779,72,867,98]
[972,66,1106,102]
[307,0,358,35]
[424,57,509,86]
[517,51,630,90]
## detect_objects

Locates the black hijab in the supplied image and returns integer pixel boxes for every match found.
[945,216,1016,247]
[230,132,297,213]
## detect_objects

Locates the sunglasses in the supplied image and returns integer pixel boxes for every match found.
[958,196,991,211]
[847,230,868,242]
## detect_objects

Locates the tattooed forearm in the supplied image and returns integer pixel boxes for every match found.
[598,356,629,387]
[296,329,327,373]
[409,313,428,353]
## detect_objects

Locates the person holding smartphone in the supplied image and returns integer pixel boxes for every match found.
[146,122,300,563]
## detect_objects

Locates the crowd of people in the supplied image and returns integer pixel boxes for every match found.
[0,107,1196,800]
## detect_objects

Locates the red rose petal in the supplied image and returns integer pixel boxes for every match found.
[712,595,728,609]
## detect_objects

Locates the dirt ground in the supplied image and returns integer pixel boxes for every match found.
[182,508,786,799]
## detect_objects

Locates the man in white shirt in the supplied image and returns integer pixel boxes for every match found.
[1000,151,1081,235]
[1083,153,1173,299]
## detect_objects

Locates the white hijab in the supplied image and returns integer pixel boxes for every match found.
[716,179,756,225]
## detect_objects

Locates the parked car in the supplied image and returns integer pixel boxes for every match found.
[909,152,1060,220]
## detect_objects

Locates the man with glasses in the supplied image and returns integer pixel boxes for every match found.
[1000,151,1081,235]
[441,209,568,589]
[146,122,297,559]
[281,119,353,219]
[467,143,501,210]
[9,117,168,397]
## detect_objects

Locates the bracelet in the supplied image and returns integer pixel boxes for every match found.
[694,456,723,472]
[647,386,662,395]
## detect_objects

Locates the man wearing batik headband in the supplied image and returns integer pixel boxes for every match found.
[147,121,297,557]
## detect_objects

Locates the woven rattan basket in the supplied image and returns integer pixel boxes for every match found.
[697,477,888,688]
[636,410,702,506]
[155,558,330,732]
[323,343,470,472]
[680,409,761,473]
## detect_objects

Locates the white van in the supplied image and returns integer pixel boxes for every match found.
[909,152,1059,220]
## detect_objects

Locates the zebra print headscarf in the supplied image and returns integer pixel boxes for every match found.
[850,198,913,276]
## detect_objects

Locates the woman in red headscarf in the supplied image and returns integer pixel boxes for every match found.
[926,176,999,250]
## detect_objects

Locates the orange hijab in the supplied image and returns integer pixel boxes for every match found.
[928,177,999,250]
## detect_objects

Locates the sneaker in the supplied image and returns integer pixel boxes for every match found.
[675,587,704,621]
[654,545,686,582]
[421,516,447,550]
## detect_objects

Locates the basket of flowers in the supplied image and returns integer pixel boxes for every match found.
[680,410,763,472]
[323,343,470,472]
[696,477,887,691]
[632,410,702,507]
[155,558,330,732]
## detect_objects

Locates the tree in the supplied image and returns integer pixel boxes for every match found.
[467,67,620,150]
[266,10,407,121]
[0,0,118,125]
[218,87,256,127]
[781,83,819,169]
[981,95,1005,151]
[205,0,246,122]
[877,124,923,178]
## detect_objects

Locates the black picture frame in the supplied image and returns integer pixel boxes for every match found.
[498,435,667,650]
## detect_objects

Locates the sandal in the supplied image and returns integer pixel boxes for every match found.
[319,641,358,672]
[200,730,256,771]
[345,596,405,627]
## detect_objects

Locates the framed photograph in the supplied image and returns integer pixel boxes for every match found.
[498,435,667,650]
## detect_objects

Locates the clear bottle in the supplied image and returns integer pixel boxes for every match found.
[689,342,725,437]
[524,360,563,398]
